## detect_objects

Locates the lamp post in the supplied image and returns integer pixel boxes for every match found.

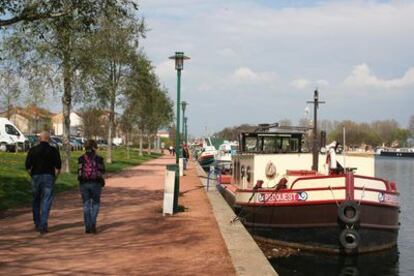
[184,117,188,144]
[169,51,190,212]
[181,101,188,143]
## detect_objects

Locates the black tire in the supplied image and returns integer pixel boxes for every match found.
[339,266,359,276]
[338,201,360,224]
[339,229,360,250]
[0,143,7,152]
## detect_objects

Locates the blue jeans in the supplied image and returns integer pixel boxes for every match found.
[184,158,188,170]
[31,174,55,230]
[80,182,102,230]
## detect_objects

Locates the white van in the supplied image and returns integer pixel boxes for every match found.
[0,117,27,152]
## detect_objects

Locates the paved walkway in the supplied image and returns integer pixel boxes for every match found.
[0,155,235,275]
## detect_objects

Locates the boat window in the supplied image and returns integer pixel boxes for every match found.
[245,137,258,152]
[290,138,299,152]
[263,137,277,153]
[281,138,290,152]
[5,124,20,136]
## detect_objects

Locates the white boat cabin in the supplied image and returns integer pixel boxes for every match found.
[232,130,375,190]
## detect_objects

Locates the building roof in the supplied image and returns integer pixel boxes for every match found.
[0,105,55,120]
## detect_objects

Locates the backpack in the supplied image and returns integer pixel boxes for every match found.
[81,154,100,181]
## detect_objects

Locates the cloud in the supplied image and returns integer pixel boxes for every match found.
[229,67,278,84]
[154,60,176,80]
[291,78,329,90]
[290,79,310,90]
[344,63,414,89]
[138,0,414,135]
[218,48,237,58]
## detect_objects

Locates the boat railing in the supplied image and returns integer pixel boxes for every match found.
[289,173,397,193]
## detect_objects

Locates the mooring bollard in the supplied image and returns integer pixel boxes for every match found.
[179,158,184,176]
[163,164,176,215]
[206,165,216,191]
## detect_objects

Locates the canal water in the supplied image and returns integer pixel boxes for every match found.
[270,157,414,276]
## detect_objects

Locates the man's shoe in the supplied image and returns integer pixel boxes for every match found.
[85,229,91,234]
[91,224,97,234]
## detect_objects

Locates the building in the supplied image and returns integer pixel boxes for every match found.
[52,112,83,136]
[157,129,170,139]
[0,105,54,134]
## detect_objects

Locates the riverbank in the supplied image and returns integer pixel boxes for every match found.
[195,162,278,276]
[0,154,235,275]
[0,148,160,211]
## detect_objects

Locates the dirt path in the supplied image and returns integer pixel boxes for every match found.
[0,155,235,275]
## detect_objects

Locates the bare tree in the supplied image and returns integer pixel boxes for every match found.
[80,108,105,139]
[0,69,20,119]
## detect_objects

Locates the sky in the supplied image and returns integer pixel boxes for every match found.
[136,0,414,136]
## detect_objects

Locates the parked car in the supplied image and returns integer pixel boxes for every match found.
[70,137,83,151]
[0,117,27,152]
[50,136,63,149]
[26,135,39,148]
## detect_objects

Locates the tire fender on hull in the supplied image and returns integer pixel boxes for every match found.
[339,228,360,251]
[338,201,360,225]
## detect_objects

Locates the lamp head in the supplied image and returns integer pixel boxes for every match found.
[169,51,190,70]
[181,101,188,112]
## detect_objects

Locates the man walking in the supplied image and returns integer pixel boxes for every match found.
[25,131,61,234]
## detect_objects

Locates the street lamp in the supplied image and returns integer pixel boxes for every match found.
[169,51,190,213]
[184,117,188,144]
[181,101,188,143]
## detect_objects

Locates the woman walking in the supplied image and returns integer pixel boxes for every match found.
[78,140,105,234]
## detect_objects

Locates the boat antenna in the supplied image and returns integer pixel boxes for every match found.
[307,89,326,171]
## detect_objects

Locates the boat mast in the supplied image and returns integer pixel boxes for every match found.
[307,89,325,171]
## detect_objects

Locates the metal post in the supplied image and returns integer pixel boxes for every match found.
[174,69,181,212]
[182,106,185,143]
[307,89,325,172]
[184,117,188,144]
[313,91,318,171]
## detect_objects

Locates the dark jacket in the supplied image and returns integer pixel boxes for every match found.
[25,142,62,176]
[77,152,105,185]
[182,148,190,159]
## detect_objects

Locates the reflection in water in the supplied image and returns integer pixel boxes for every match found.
[269,157,414,276]
[270,248,399,276]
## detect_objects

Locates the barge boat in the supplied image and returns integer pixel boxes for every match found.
[218,127,400,255]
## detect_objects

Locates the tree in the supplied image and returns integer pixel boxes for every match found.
[83,9,145,163]
[0,68,20,119]
[0,1,69,26]
[122,53,173,155]
[2,1,140,172]
[408,115,414,137]
[80,107,105,139]
[0,1,140,27]
[278,119,292,127]
[214,124,257,141]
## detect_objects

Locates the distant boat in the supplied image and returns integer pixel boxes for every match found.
[197,137,217,170]
[377,147,414,158]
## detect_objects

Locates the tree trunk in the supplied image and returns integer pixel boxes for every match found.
[126,129,130,160]
[6,101,11,120]
[139,128,143,156]
[62,58,72,173]
[106,93,115,164]
[148,135,151,155]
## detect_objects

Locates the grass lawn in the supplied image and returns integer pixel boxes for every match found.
[0,148,161,211]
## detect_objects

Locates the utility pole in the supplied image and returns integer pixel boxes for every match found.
[307,89,325,171]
